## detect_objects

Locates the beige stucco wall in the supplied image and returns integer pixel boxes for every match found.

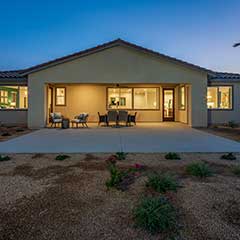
[28,45,208,128]
[0,110,27,125]
[208,81,240,124]
[175,85,190,124]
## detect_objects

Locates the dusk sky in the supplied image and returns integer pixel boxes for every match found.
[0,0,239,73]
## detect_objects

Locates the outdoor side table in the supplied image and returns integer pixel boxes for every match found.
[62,118,70,129]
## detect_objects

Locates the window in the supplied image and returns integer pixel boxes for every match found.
[11,92,17,108]
[107,87,159,110]
[55,87,66,106]
[0,90,8,104]
[179,86,185,110]
[134,88,159,109]
[207,86,232,109]
[0,86,28,109]
[107,88,132,109]
[219,87,232,109]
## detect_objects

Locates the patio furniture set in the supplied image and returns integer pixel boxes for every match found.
[49,111,137,129]
[50,113,89,129]
[98,110,137,127]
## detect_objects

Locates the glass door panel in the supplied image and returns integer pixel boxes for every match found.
[163,89,174,121]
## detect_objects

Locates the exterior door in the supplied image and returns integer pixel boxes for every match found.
[163,88,174,121]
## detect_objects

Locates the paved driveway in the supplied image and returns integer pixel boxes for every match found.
[0,123,240,153]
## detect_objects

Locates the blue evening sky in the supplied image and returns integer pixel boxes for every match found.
[0,0,239,73]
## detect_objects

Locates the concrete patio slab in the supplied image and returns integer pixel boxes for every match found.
[0,123,240,153]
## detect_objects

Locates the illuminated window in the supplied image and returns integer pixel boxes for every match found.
[107,88,132,109]
[0,86,28,109]
[179,86,185,110]
[56,87,66,106]
[11,92,17,107]
[207,86,232,109]
[133,88,159,109]
[0,90,8,104]
[219,87,232,109]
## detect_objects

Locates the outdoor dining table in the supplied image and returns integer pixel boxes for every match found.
[105,111,134,127]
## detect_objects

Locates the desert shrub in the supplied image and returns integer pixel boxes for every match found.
[16,128,25,132]
[186,162,212,177]
[228,121,238,128]
[105,155,117,165]
[115,152,127,160]
[32,153,44,159]
[165,152,181,160]
[105,163,125,188]
[232,166,240,176]
[0,155,11,162]
[1,132,11,137]
[221,153,236,161]
[146,173,178,193]
[133,196,177,234]
[55,155,70,161]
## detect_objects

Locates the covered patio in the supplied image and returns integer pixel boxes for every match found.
[46,83,190,127]
[0,123,239,153]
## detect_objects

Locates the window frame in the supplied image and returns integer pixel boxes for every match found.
[207,85,233,110]
[0,90,8,105]
[0,85,28,110]
[55,87,66,106]
[133,87,160,110]
[106,87,133,110]
[106,87,160,111]
[178,86,186,110]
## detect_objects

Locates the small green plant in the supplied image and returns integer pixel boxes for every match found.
[1,132,11,137]
[165,152,181,160]
[133,196,177,234]
[186,162,212,178]
[16,128,25,132]
[105,163,125,188]
[0,155,11,162]
[228,121,238,128]
[55,155,70,161]
[115,152,127,160]
[146,173,178,193]
[232,166,240,176]
[221,153,236,161]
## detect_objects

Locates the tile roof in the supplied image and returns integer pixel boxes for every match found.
[208,72,240,82]
[211,72,240,79]
[20,38,213,75]
[0,70,24,78]
[0,70,27,83]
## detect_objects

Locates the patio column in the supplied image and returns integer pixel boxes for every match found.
[28,77,46,129]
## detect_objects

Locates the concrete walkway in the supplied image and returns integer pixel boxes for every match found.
[0,123,240,153]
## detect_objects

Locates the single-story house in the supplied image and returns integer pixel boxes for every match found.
[0,38,240,129]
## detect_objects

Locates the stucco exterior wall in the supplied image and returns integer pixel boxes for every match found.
[175,85,189,124]
[208,81,240,124]
[28,45,208,128]
[0,110,27,125]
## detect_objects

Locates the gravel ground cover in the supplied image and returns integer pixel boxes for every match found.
[0,153,240,240]
[0,125,31,142]
[198,126,240,142]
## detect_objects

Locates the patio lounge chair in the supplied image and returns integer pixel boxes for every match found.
[50,112,63,127]
[98,112,108,126]
[107,110,118,126]
[71,113,89,128]
[118,110,128,126]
